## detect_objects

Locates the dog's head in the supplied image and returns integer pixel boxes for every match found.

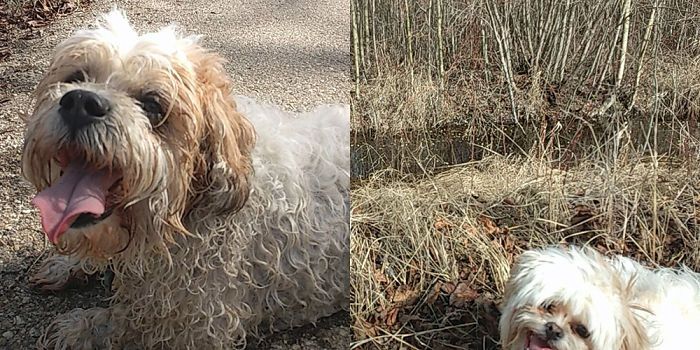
[498,246,648,350]
[22,10,254,259]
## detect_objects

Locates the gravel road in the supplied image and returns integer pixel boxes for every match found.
[0,0,350,348]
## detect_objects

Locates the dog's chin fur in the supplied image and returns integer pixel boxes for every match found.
[23,9,349,349]
[499,246,700,350]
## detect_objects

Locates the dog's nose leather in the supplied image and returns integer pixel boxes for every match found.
[545,322,563,341]
[59,89,110,130]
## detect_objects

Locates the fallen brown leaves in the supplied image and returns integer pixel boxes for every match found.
[352,156,700,349]
[3,0,84,26]
[360,212,508,342]
[0,0,89,62]
[434,216,452,231]
[446,281,479,308]
[570,202,598,231]
[477,215,502,236]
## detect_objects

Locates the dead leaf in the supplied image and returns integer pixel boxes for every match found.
[373,269,388,284]
[501,226,510,235]
[461,223,478,236]
[449,282,478,308]
[571,204,594,226]
[354,318,378,339]
[385,307,399,327]
[426,282,442,305]
[392,285,420,308]
[441,281,456,294]
[506,238,517,261]
[478,215,501,235]
[477,293,501,338]
[434,216,452,231]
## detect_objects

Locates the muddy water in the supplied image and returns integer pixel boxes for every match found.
[351,118,695,179]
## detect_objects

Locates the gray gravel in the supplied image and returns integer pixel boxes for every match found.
[119,0,349,110]
[0,0,350,349]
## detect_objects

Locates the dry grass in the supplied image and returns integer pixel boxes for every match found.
[352,0,700,135]
[350,0,700,348]
[351,148,700,349]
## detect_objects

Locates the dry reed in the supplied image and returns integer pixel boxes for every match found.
[351,0,700,348]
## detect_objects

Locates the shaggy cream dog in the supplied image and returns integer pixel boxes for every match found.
[499,246,700,350]
[22,10,349,349]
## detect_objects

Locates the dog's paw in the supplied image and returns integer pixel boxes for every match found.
[30,254,87,291]
[37,307,114,350]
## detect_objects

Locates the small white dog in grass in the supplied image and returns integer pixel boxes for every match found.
[499,245,700,350]
[23,9,349,350]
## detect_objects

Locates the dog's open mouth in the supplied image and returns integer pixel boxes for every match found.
[31,152,122,244]
[526,332,555,350]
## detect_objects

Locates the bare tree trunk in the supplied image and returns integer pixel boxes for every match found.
[404,0,414,84]
[351,0,361,96]
[558,0,574,83]
[485,0,519,121]
[596,16,621,93]
[615,0,631,91]
[436,0,445,89]
[481,17,491,83]
[593,0,631,117]
[371,0,379,77]
[362,0,370,74]
[628,0,658,112]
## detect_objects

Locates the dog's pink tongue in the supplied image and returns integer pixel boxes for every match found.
[528,333,552,350]
[31,161,118,243]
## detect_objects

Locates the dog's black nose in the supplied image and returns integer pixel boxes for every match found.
[544,322,563,341]
[59,89,110,130]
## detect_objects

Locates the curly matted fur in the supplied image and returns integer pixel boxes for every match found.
[22,9,349,349]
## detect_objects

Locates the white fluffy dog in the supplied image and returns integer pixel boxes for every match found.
[499,246,700,350]
[22,10,349,349]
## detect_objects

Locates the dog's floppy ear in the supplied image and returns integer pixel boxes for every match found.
[189,50,255,214]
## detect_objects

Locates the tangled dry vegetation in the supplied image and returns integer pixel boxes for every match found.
[351,0,700,176]
[351,0,700,348]
[352,0,700,133]
[351,150,700,349]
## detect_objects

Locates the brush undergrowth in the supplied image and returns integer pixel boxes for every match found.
[350,0,700,348]
[351,143,700,348]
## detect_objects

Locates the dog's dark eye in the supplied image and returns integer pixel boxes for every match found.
[573,324,590,338]
[64,71,87,83]
[542,303,555,312]
[138,94,165,126]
